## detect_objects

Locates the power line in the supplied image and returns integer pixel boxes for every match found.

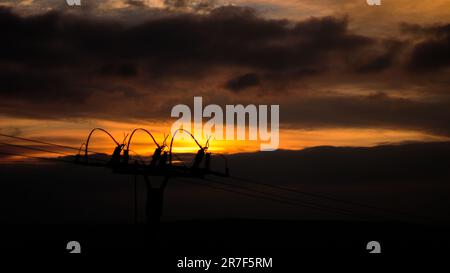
[230,175,434,222]
[0,133,80,151]
[0,141,73,157]
[0,131,430,222]
[0,133,110,156]
[203,177,364,219]
[0,141,111,163]
[0,150,74,164]
[228,174,421,220]
[174,177,361,219]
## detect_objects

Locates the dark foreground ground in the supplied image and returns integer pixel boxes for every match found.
[1,142,450,267]
[2,219,450,263]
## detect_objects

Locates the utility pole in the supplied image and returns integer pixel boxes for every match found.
[76,127,229,228]
[144,174,169,225]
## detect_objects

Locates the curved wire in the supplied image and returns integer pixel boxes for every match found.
[169,129,203,165]
[84,128,120,161]
[126,128,161,151]
[78,143,86,156]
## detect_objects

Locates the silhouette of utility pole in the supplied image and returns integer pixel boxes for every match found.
[144,175,169,225]
[76,128,229,227]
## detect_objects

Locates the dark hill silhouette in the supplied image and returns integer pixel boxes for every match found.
[224,141,450,183]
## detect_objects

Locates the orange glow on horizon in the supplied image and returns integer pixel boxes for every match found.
[0,117,449,162]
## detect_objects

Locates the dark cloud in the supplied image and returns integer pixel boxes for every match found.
[401,23,450,71]
[0,66,88,102]
[401,22,450,37]
[281,93,450,136]
[352,40,404,73]
[0,7,449,137]
[126,0,149,7]
[100,63,139,77]
[408,36,450,71]
[0,7,376,79]
[164,0,217,11]
[354,53,393,73]
[225,73,260,92]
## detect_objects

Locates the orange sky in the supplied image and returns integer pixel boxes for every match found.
[0,1,450,161]
[1,116,448,162]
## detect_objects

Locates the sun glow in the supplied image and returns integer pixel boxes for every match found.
[1,116,449,163]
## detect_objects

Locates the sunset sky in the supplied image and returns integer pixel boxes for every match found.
[0,0,449,159]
